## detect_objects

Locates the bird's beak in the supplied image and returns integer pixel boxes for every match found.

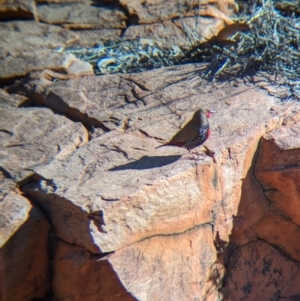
[207,110,216,118]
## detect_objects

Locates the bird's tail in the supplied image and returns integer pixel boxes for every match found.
[155,142,184,149]
[155,144,168,149]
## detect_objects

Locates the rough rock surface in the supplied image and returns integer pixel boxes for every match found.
[0,172,16,196]
[108,224,224,301]
[0,107,88,182]
[26,67,294,254]
[36,2,127,29]
[24,64,300,300]
[0,78,89,301]
[0,21,94,79]
[224,240,300,301]
[123,17,224,50]
[0,2,232,80]
[52,239,136,301]
[254,123,300,261]
[120,0,236,24]
[0,184,50,301]
[70,28,122,48]
[0,88,28,108]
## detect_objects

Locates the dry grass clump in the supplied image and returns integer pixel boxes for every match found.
[189,0,300,101]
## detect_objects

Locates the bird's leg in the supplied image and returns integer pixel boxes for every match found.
[188,150,197,160]
[203,145,217,163]
[187,149,203,161]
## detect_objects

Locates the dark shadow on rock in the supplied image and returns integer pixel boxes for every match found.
[108,155,181,171]
[219,138,300,300]
[218,144,267,300]
[0,205,50,301]
[22,180,138,301]
[204,145,266,301]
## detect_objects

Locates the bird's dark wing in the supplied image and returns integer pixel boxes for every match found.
[168,119,199,144]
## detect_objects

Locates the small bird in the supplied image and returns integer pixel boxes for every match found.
[156,109,215,151]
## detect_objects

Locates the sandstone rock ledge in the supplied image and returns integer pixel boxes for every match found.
[0,103,89,301]
[6,64,295,301]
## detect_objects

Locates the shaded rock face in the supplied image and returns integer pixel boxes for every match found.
[52,240,136,301]
[0,186,50,301]
[221,122,300,301]
[1,1,300,301]
[223,240,300,301]
[254,125,300,261]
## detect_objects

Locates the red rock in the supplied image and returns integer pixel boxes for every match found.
[123,17,224,50]
[108,224,224,301]
[0,21,84,79]
[71,29,122,48]
[0,107,88,182]
[0,191,50,301]
[52,239,136,301]
[25,68,299,299]
[254,212,300,261]
[119,0,236,24]
[223,240,300,301]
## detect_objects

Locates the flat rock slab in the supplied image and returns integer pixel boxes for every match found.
[0,107,88,182]
[29,131,212,253]
[36,3,127,29]
[39,64,291,139]
[0,21,94,79]
[119,0,236,24]
[0,21,77,56]
[70,28,122,48]
[108,223,224,301]
[26,66,299,254]
[0,89,28,108]
[123,17,224,50]
[52,239,137,301]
